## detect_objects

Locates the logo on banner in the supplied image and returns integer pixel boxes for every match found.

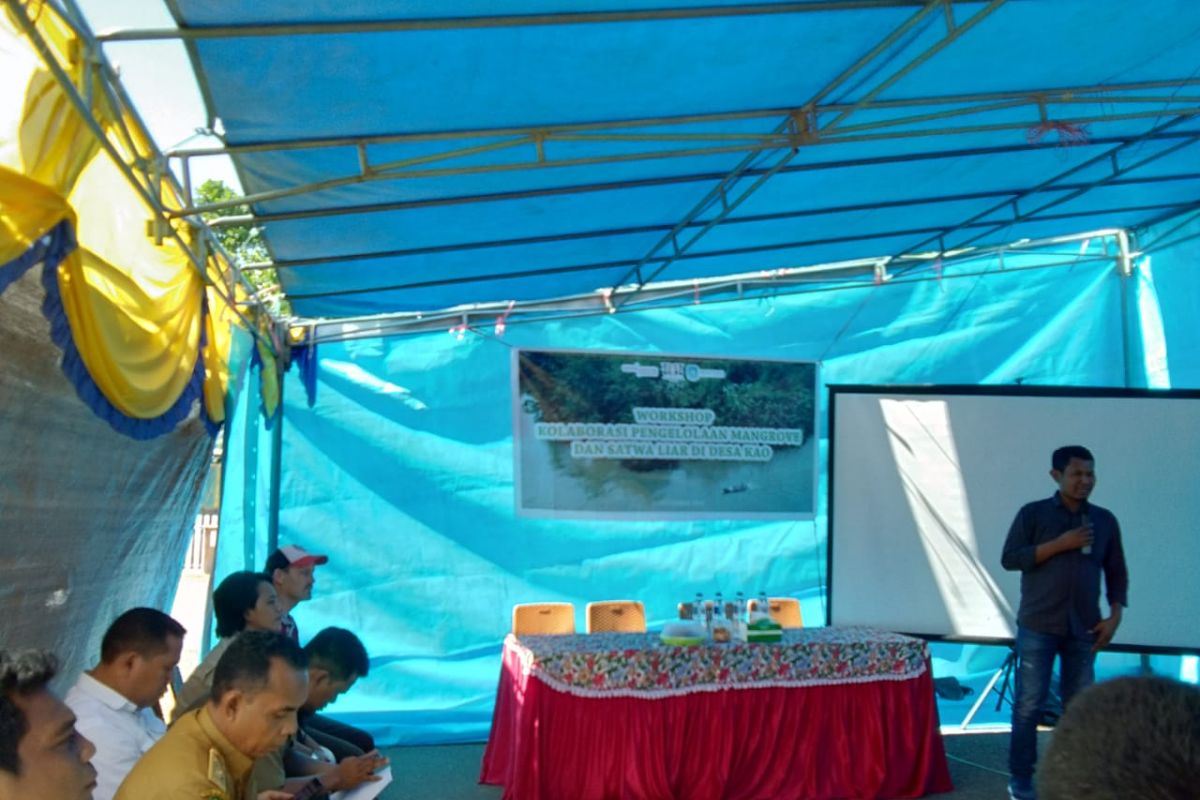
[620,361,727,382]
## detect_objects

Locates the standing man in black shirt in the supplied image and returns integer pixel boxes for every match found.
[1000,445,1129,800]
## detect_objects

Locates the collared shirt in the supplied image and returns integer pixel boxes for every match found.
[173,637,233,722]
[64,672,166,800]
[279,612,299,643]
[115,706,255,800]
[1001,493,1129,637]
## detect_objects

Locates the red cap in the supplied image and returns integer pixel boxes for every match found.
[276,544,328,568]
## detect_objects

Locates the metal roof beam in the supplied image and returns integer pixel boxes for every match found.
[165,78,1200,160]
[201,130,1200,228]
[97,2,941,42]
[252,176,1200,270]
[302,251,1113,341]
[610,0,1009,304]
[1130,201,1200,238]
[173,102,1200,219]
[894,115,1200,268]
[282,203,1157,301]
[302,249,1119,342]
[1133,205,1200,252]
[291,230,1117,340]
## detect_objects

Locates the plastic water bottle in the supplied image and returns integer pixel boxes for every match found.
[735,591,746,620]
[714,591,724,620]
[694,592,704,621]
[1081,513,1092,555]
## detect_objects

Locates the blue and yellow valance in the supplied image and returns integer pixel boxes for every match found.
[1,4,265,438]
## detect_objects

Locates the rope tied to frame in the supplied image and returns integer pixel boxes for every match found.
[1026,120,1091,147]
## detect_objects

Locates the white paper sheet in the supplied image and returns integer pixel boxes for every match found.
[330,766,393,800]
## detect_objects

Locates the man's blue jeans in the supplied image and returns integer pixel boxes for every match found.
[1008,626,1095,780]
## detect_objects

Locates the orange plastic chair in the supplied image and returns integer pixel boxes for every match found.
[586,600,647,633]
[748,597,803,629]
[512,602,576,636]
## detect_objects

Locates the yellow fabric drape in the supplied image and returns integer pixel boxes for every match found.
[1,4,244,429]
[257,333,280,419]
[0,6,75,262]
[3,5,102,190]
[59,149,203,418]
[0,163,70,267]
[203,280,244,427]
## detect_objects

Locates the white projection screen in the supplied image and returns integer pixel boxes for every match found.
[829,386,1200,653]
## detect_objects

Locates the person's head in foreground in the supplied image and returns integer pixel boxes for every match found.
[265,546,327,611]
[1038,675,1200,800]
[0,649,96,800]
[92,607,186,708]
[302,627,370,713]
[208,631,308,759]
[213,571,283,637]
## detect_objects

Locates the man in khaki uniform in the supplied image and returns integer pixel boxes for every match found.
[114,632,306,800]
[250,628,386,795]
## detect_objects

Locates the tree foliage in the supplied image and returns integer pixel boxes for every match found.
[195,179,290,316]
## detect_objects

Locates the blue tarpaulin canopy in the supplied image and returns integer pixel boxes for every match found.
[150,0,1200,324]
[84,0,1200,744]
[7,0,1200,754]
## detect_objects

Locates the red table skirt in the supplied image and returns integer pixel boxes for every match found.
[480,643,953,800]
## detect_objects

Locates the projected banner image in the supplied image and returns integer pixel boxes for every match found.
[514,349,817,519]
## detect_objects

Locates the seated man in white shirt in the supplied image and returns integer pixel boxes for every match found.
[64,608,184,800]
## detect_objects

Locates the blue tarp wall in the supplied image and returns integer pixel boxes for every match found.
[216,222,1200,744]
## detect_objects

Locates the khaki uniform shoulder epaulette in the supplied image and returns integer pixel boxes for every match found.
[205,747,231,798]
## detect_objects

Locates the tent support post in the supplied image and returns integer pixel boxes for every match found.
[1117,229,1136,389]
[267,378,285,555]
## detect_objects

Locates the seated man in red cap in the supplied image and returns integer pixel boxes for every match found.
[264,546,328,646]
[263,546,374,760]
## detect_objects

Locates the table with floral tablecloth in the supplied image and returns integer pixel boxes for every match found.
[481,626,953,800]
[509,627,930,697]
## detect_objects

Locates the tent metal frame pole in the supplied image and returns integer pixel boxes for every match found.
[891,116,1200,272]
[51,0,284,328]
[266,379,284,556]
[296,233,1122,343]
[276,206,1158,302]
[95,1,954,42]
[610,0,1008,307]
[244,182,1198,271]
[164,78,1200,161]
[1130,205,1200,260]
[1134,223,1200,256]
[287,229,1110,324]
[176,105,1200,220]
[59,0,261,306]
[1117,229,1137,389]
[1131,203,1200,244]
[198,131,1200,228]
[4,0,277,351]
